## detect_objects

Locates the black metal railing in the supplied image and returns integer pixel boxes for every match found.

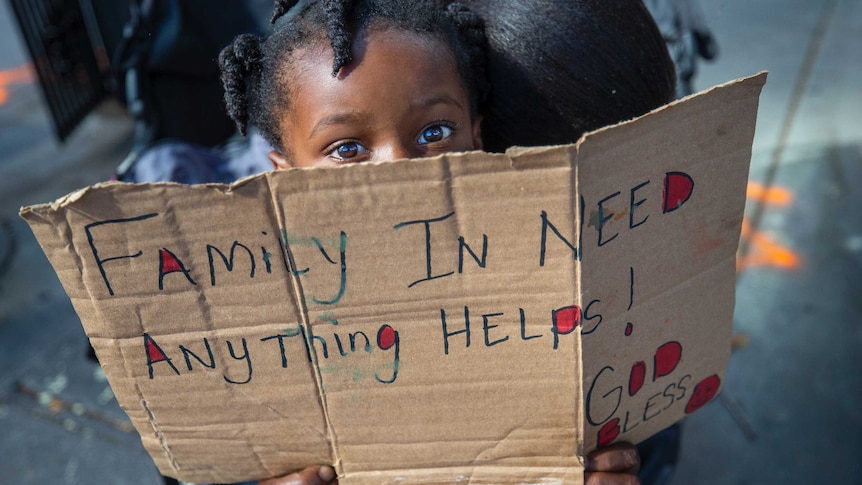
[8,0,107,141]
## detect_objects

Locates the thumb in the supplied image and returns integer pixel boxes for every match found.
[258,465,338,485]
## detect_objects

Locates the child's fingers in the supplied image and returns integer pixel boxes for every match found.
[585,442,640,474]
[258,465,338,485]
[584,471,641,485]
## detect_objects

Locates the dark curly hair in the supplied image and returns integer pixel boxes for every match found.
[464,0,676,152]
[219,0,488,154]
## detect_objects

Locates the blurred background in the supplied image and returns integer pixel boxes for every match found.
[0,0,859,483]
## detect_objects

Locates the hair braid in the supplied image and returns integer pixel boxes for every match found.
[325,0,355,76]
[218,33,264,136]
[271,0,301,24]
[445,2,489,107]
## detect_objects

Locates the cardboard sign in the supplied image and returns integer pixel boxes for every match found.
[21,73,765,484]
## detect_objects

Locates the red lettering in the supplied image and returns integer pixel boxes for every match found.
[377,325,396,350]
[629,361,647,396]
[597,418,621,447]
[662,172,694,213]
[159,248,183,273]
[145,334,168,363]
[685,374,721,414]
[552,305,581,335]
[654,341,682,380]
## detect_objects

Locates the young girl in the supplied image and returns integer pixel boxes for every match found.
[219,1,640,484]
[218,0,488,170]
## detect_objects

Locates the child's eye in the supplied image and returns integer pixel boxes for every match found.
[417,123,455,145]
[327,141,369,161]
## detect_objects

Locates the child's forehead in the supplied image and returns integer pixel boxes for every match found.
[284,27,457,78]
[357,28,455,61]
[282,28,470,120]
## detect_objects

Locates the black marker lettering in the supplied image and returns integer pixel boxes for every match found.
[261,247,273,273]
[311,232,348,305]
[629,180,650,229]
[333,333,348,357]
[224,338,252,384]
[458,234,488,273]
[441,307,471,355]
[85,213,158,296]
[349,331,372,353]
[281,229,309,277]
[540,210,581,266]
[519,308,542,341]
[297,325,314,363]
[207,241,256,286]
[143,333,179,379]
[179,339,215,371]
[581,299,604,335]
[628,267,635,311]
[261,333,291,368]
[622,410,641,433]
[158,248,197,290]
[374,325,400,384]
[586,366,622,426]
[643,391,664,421]
[309,331,329,359]
[482,312,509,347]
[597,191,621,247]
[394,212,455,288]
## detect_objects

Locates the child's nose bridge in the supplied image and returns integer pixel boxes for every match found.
[378,137,417,161]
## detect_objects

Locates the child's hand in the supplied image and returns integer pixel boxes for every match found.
[258,465,337,485]
[257,444,639,485]
[585,442,641,485]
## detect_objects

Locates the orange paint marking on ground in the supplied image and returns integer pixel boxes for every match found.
[746,181,793,206]
[738,182,802,272]
[0,63,35,106]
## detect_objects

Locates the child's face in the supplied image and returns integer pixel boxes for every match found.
[269,29,482,169]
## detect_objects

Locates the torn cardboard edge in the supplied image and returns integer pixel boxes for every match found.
[21,73,766,484]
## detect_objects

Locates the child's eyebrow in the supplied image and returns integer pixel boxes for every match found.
[411,94,465,112]
[308,95,465,140]
[309,112,370,139]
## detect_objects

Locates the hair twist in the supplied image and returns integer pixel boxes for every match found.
[445,2,490,106]
[218,33,264,135]
[271,0,301,24]
[325,0,355,75]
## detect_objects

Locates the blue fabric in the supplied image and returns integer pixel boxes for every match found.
[124,132,273,184]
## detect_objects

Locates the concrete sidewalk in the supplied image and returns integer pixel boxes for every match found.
[0,1,161,482]
[0,0,859,484]
[673,0,862,483]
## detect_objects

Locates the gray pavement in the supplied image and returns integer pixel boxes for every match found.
[0,0,160,482]
[0,0,860,484]
[673,1,862,483]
